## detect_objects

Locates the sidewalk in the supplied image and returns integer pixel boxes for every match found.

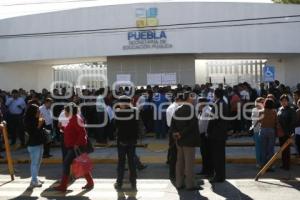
[0,163,299,200]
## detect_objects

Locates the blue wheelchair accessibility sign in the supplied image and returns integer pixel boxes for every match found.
[263,65,275,82]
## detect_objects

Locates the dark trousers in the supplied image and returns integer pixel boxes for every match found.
[231,111,241,133]
[62,147,86,176]
[168,144,177,180]
[279,135,291,170]
[60,135,67,161]
[200,134,213,176]
[105,120,115,141]
[63,148,77,176]
[141,109,154,133]
[208,139,226,181]
[117,143,137,186]
[7,114,24,145]
[296,135,300,156]
[43,125,52,156]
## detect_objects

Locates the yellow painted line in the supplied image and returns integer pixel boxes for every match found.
[1,157,299,165]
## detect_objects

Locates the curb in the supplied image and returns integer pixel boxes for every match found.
[1,157,299,165]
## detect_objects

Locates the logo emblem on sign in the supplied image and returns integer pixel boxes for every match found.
[136,7,159,28]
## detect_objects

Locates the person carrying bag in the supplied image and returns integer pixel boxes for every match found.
[54,103,94,192]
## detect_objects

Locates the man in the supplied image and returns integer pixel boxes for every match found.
[6,90,26,146]
[197,97,213,177]
[170,92,201,191]
[39,98,53,158]
[166,92,182,181]
[114,96,142,191]
[207,88,228,183]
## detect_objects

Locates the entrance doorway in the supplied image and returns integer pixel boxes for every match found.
[195,59,267,88]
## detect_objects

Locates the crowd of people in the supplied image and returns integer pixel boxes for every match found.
[0,80,300,191]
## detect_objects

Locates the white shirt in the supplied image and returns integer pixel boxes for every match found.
[198,105,212,135]
[58,111,70,128]
[240,90,250,101]
[106,106,115,121]
[166,102,179,127]
[251,107,262,133]
[39,105,52,126]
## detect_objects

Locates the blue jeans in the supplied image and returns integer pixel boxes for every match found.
[253,132,262,165]
[27,145,44,183]
[259,128,275,166]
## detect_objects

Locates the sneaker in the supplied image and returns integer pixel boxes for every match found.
[30,181,42,188]
[114,182,122,190]
[137,164,147,171]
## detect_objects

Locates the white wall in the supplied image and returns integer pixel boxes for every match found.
[267,56,300,88]
[195,60,207,85]
[0,2,300,62]
[0,64,53,91]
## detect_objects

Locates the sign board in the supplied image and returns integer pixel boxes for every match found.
[116,74,131,82]
[161,73,176,85]
[122,7,173,50]
[263,65,275,82]
[147,73,177,85]
[147,73,162,85]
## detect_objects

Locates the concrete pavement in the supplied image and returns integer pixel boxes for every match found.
[0,163,299,200]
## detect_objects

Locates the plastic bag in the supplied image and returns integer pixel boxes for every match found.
[71,153,93,178]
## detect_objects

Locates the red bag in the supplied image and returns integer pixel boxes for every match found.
[71,153,93,178]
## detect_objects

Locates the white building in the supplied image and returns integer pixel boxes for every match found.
[0,0,300,91]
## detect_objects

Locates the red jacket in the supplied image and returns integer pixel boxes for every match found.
[64,115,87,148]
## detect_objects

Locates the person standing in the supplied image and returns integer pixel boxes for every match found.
[6,90,26,146]
[24,104,44,188]
[207,88,229,183]
[55,103,94,192]
[197,97,213,177]
[39,98,53,158]
[277,95,296,170]
[114,96,141,191]
[259,98,277,168]
[251,97,264,168]
[166,92,182,181]
[170,92,201,190]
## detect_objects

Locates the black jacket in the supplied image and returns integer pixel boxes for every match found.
[277,106,296,136]
[207,99,229,140]
[170,104,200,147]
[115,107,143,145]
[24,118,44,146]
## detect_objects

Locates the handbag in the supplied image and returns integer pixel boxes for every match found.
[71,148,93,178]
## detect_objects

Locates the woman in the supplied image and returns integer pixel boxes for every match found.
[58,105,72,160]
[251,97,264,168]
[277,94,296,170]
[55,103,94,192]
[24,104,44,188]
[259,98,277,168]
